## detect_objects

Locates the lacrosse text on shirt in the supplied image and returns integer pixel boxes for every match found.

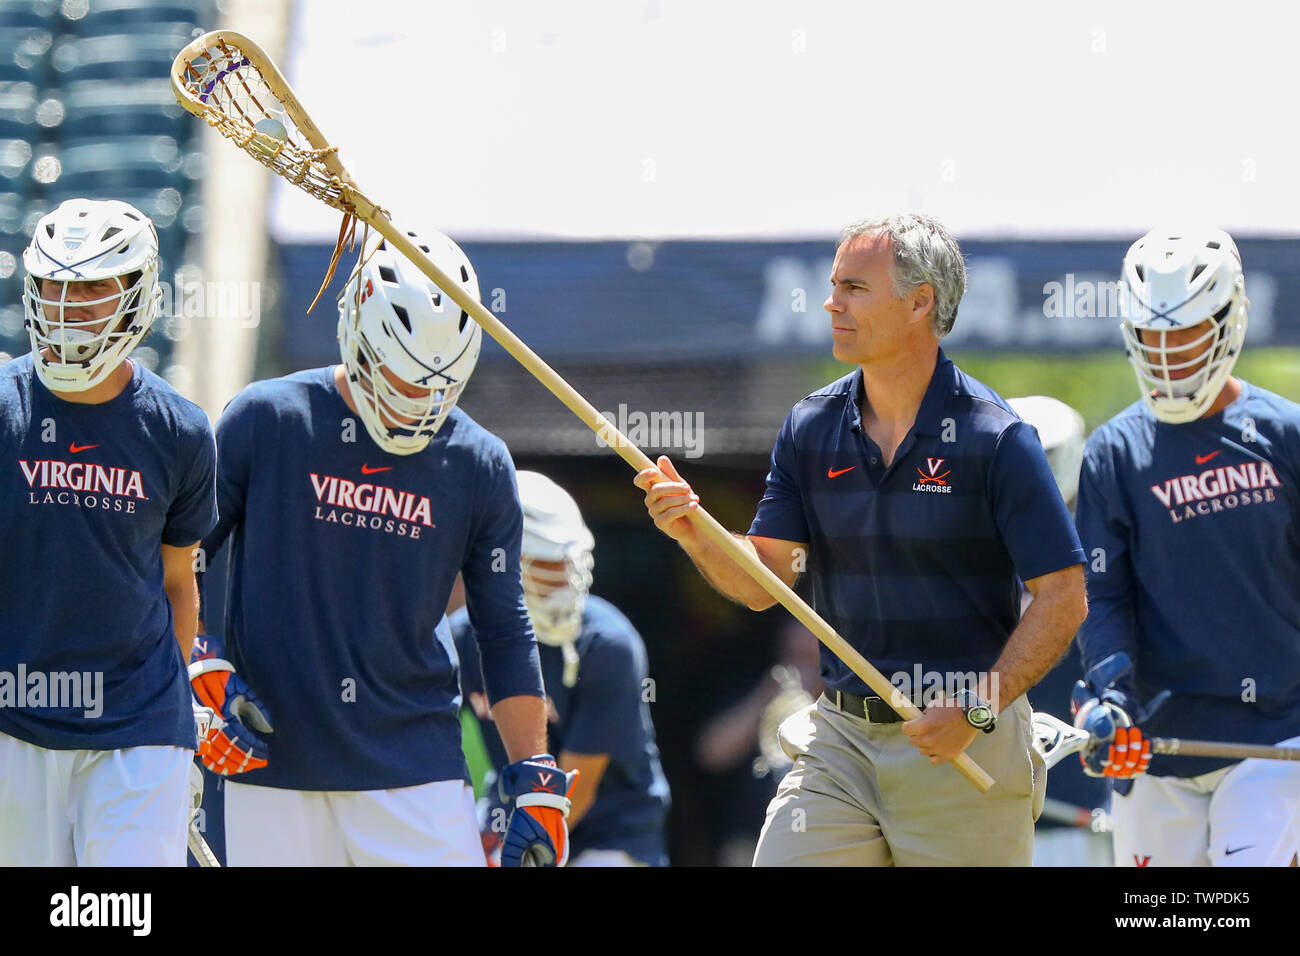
[1149,460,1281,523]
[20,458,147,511]
[309,471,434,535]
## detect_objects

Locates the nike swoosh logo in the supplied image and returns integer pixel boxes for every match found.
[1224,845,1253,856]
[69,443,98,454]
[361,464,392,475]
[1196,451,1221,465]
[827,466,857,479]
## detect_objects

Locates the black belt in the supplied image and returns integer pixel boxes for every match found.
[822,690,905,723]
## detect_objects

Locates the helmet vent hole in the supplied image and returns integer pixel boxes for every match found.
[377,240,386,251]
[459,310,469,332]
[460,265,470,282]
[78,211,88,217]
[391,304,412,333]
[1135,264,1145,281]
[431,292,441,307]
[1206,240,1220,250]
[1190,264,1206,282]
[101,226,122,241]
[123,211,140,221]
[418,244,430,253]
[378,264,397,284]
[1213,302,1231,322]
[45,223,54,237]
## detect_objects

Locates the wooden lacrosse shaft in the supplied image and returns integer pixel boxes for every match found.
[1152,738,1300,761]
[172,31,992,793]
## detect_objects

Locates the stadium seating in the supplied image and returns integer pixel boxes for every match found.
[62,0,205,35]
[0,0,214,376]
[0,81,38,138]
[59,79,192,141]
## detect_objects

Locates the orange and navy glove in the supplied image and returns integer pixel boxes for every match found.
[498,755,578,867]
[189,633,274,775]
[1070,652,1168,780]
[1073,696,1152,778]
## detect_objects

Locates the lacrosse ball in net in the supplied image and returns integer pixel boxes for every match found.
[250,118,288,157]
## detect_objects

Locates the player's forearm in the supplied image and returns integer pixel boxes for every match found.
[491,694,550,762]
[680,532,781,611]
[557,751,607,828]
[696,680,779,770]
[989,574,1087,707]
[165,575,199,662]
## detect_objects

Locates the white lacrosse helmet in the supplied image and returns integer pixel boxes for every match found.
[22,198,163,392]
[1119,227,1249,424]
[337,228,482,455]
[1007,395,1086,506]
[518,471,595,651]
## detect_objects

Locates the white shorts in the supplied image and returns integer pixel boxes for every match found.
[0,730,192,866]
[1112,734,1300,867]
[224,778,484,866]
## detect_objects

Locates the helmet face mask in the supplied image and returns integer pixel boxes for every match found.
[337,230,481,456]
[1119,228,1249,424]
[517,471,594,648]
[22,199,162,392]
[522,549,594,647]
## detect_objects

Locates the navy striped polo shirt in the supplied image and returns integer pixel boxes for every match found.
[748,349,1084,695]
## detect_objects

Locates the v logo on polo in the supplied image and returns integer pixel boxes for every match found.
[913,457,952,492]
[1134,854,1151,867]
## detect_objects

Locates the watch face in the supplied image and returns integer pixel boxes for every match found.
[968,705,993,728]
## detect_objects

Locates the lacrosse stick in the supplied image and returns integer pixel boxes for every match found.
[187,760,220,868]
[1032,711,1300,769]
[170,31,993,793]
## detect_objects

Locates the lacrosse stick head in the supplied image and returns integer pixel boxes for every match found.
[171,31,357,211]
[1031,710,1094,770]
[754,666,815,777]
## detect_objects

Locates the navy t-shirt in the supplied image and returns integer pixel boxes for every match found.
[202,367,542,791]
[453,596,671,866]
[1075,384,1300,777]
[0,354,216,751]
[748,350,1085,696]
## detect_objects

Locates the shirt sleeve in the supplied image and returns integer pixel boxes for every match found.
[561,629,647,759]
[463,447,544,705]
[747,409,811,543]
[988,419,1086,580]
[1073,438,1141,683]
[162,417,217,547]
[450,611,486,697]
[199,395,253,562]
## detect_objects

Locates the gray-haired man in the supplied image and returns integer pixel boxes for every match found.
[637,215,1087,864]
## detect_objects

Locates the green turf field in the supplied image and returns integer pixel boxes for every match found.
[818,348,1300,432]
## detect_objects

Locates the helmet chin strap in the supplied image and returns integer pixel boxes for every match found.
[561,643,580,688]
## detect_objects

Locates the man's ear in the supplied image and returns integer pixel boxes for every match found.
[909,282,936,325]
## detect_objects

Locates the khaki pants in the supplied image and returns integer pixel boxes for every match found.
[754,694,1045,866]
